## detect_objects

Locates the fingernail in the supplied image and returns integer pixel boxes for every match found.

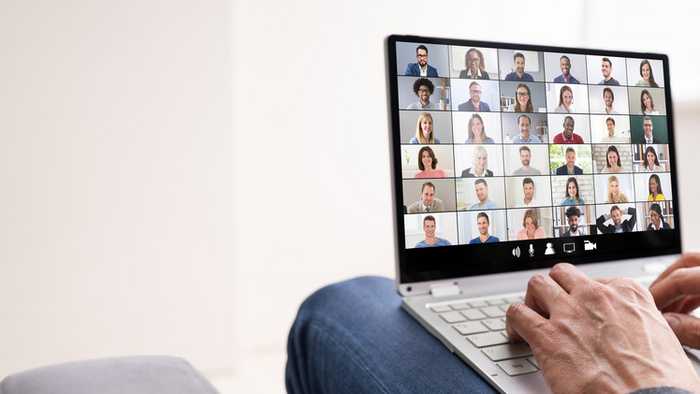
[665,314,680,328]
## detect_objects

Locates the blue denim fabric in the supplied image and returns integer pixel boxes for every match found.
[285,276,495,394]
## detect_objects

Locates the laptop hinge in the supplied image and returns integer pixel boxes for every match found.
[429,283,461,298]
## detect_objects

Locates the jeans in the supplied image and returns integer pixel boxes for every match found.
[285,276,495,394]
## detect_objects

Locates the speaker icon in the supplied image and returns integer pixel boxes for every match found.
[512,246,521,258]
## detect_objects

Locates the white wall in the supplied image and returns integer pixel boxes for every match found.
[0,0,234,377]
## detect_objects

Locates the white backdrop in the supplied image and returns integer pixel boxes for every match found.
[2,0,700,393]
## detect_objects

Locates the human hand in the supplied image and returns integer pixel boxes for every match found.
[506,263,699,393]
[651,253,700,348]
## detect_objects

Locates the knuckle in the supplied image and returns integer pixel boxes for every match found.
[528,274,545,289]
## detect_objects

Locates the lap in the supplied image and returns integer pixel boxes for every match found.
[286,276,495,394]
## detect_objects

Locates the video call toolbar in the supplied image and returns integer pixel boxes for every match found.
[395,42,674,249]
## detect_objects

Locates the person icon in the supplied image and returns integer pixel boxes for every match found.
[404,45,439,77]
[544,242,555,255]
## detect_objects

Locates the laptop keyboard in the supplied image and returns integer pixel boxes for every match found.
[429,294,538,377]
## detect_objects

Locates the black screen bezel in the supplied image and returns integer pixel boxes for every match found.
[387,34,682,285]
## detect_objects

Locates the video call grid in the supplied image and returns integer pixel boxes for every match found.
[395,42,674,247]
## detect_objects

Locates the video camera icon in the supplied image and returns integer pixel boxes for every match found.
[584,240,597,251]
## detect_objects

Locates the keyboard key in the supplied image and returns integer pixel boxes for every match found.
[528,357,539,368]
[480,306,506,318]
[439,311,466,323]
[466,331,509,348]
[461,309,486,320]
[497,358,538,376]
[505,296,524,304]
[486,298,505,306]
[430,305,452,313]
[453,321,488,335]
[482,318,506,331]
[482,343,533,361]
[450,302,471,310]
[498,304,512,312]
[469,300,488,308]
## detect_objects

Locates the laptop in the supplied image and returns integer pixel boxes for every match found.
[386,34,694,393]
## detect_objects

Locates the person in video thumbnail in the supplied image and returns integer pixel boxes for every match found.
[636,59,659,87]
[414,146,446,178]
[468,212,500,244]
[514,83,534,113]
[561,177,584,206]
[555,85,574,113]
[553,55,580,84]
[511,114,541,143]
[459,48,490,79]
[466,113,495,144]
[602,145,623,173]
[461,146,493,177]
[556,147,583,175]
[599,57,620,85]
[647,203,670,230]
[606,175,629,203]
[553,116,584,144]
[562,206,584,237]
[516,209,546,240]
[648,174,666,202]
[407,78,438,110]
[407,182,444,213]
[458,81,491,112]
[597,205,636,233]
[642,117,657,144]
[600,117,626,144]
[641,89,659,115]
[522,177,535,207]
[505,52,534,82]
[469,179,496,210]
[602,87,617,115]
[415,215,451,247]
[404,45,439,77]
[642,146,663,172]
[512,145,541,176]
[410,112,439,144]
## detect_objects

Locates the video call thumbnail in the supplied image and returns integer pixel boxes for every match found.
[394,41,675,249]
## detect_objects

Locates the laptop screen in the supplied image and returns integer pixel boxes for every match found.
[387,35,681,285]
